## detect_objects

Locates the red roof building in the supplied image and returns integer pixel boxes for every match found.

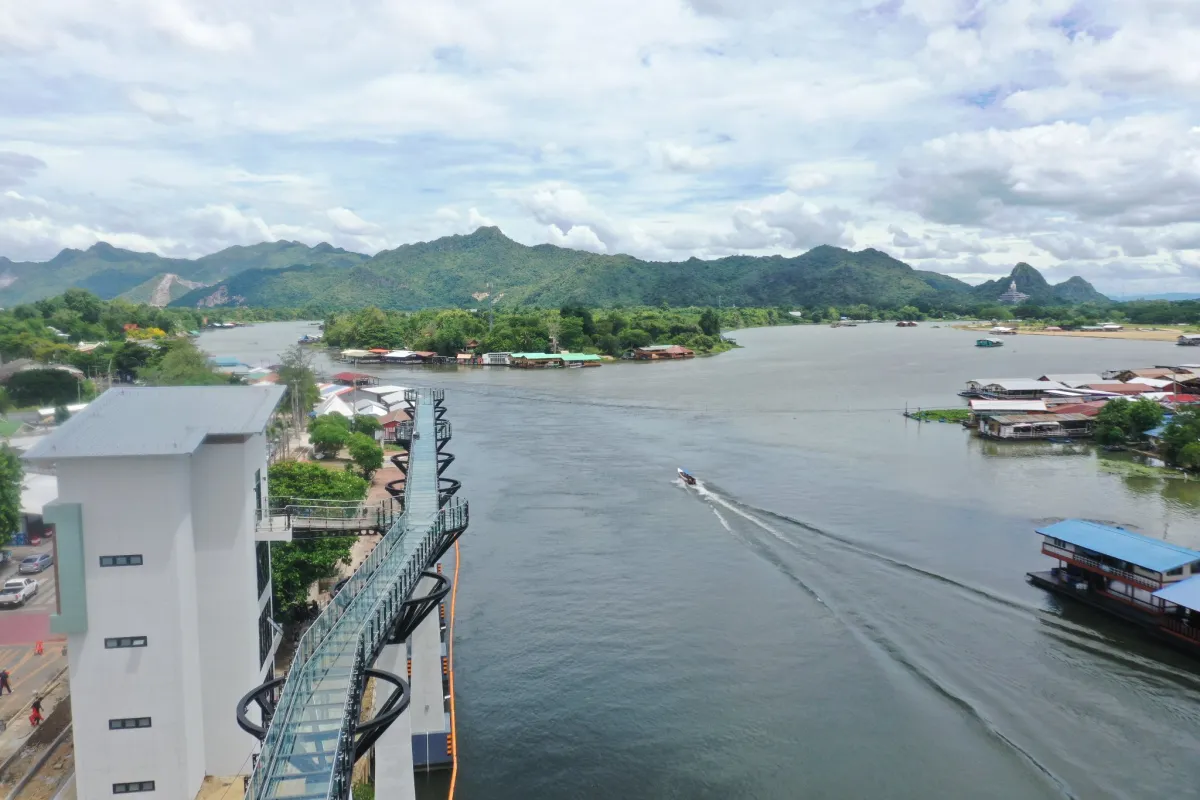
[1048,402,1106,417]
[332,371,378,386]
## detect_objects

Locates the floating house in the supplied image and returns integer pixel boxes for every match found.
[482,352,511,366]
[978,412,1095,439]
[332,371,378,387]
[339,348,380,363]
[964,379,1068,399]
[988,326,1017,335]
[560,353,602,367]
[1028,520,1200,652]
[631,344,695,360]
[509,353,564,369]
[1178,334,1200,346]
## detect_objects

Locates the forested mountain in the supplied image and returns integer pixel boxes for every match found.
[969,263,1109,306]
[1,227,1108,311]
[0,240,366,306]
[174,227,1108,310]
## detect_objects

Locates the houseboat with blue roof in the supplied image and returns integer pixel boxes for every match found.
[1028,519,1200,653]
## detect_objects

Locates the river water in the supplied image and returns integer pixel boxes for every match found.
[203,322,1200,800]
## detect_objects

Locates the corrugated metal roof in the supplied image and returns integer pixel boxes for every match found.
[560,353,602,361]
[991,413,1093,423]
[1153,576,1200,611]
[968,400,1047,412]
[1083,383,1155,394]
[1038,374,1104,387]
[23,386,286,462]
[1037,520,1200,573]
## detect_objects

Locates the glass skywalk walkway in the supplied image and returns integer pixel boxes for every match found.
[245,389,464,800]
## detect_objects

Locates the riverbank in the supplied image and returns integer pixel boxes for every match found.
[955,324,1193,342]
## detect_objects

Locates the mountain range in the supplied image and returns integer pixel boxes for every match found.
[0,227,1109,310]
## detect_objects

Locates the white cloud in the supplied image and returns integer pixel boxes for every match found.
[1,0,1200,289]
[653,143,713,172]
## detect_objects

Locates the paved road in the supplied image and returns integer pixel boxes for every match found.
[0,561,66,726]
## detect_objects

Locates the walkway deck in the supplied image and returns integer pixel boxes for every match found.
[245,391,459,800]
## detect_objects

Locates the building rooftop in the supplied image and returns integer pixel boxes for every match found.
[972,379,1066,391]
[968,400,1047,412]
[1153,575,1200,612]
[1038,374,1104,387]
[1037,519,1200,573]
[23,386,286,462]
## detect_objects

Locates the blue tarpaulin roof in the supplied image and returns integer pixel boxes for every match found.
[1036,519,1200,573]
[1153,576,1200,611]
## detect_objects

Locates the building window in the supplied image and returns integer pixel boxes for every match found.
[1168,567,1185,576]
[109,717,151,730]
[256,542,271,597]
[100,555,143,567]
[258,603,274,667]
[112,781,155,793]
[105,637,148,649]
[1051,538,1067,549]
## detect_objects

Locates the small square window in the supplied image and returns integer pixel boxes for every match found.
[109,717,151,730]
[104,637,148,649]
[100,555,143,567]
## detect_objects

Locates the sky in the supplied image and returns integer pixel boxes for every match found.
[2,0,1199,294]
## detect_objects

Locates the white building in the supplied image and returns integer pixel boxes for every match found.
[24,385,286,800]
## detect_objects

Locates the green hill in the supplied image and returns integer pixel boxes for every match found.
[174,227,1000,310]
[970,263,1108,306]
[0,241,367,305]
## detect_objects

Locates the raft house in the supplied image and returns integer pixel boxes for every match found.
[629,344,695,360]
[1028,519,1200,654]
[509,352,603,369]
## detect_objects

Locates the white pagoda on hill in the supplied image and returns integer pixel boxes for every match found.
[997,280,1029,304]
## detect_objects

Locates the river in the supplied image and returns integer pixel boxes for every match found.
[203,321,1200,799]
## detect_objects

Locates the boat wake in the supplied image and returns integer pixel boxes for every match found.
[682,481,1133,799]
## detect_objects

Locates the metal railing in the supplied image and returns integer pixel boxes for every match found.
[244,393,465,800]
[1042,545,1161,591]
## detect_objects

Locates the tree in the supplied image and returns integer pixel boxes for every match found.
[267,461,367,619]
[352,415,382,437]
[54,405,71,424]
[277,345,320,417]
[268,459,368,502]
[0,445,21,549]
[5,369,82,407]
[1094,398,1131,444]
[347,432,383,479]
[698,308,721,336]
[140,340,228,386]
[1161,408,1200,468]
[309,417,350,459]
[1127,397,1165,438]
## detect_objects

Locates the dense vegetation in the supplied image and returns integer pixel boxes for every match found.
[321,305,794,356]
[169,228,1108,311]
[0,445,22,548]
[1093,398,1165,445]
[266,460,366,620]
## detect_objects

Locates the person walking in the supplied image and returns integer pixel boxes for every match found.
[0,668,12,695]
[29,696,42,727]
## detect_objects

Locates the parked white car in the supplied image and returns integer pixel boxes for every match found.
[0,577,38,607]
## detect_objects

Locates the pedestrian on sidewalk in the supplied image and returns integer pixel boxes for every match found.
[29,696,42,727]
[0,669,12,695]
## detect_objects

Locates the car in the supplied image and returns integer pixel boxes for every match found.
[18,553,53,574]
[0,577,38,607]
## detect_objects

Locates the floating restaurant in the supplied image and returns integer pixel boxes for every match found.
[1029,520,1200,653]
[978,412,1095,440]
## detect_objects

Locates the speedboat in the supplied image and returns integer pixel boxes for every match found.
[678,468,697,486]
